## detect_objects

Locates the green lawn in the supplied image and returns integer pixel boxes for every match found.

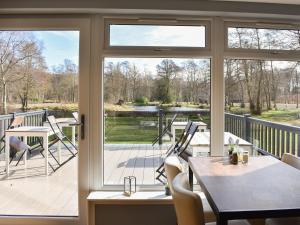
[105,116,158,143]
[104,114,210,144]
[256,109,300,126]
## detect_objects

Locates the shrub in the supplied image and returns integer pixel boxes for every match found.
[134,97,149,105]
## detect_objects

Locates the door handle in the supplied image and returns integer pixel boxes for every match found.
[80,114,85,140]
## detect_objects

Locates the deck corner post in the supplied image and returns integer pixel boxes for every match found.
[158,109,164,145]
[43,109,49,122]
[244,114,251,142]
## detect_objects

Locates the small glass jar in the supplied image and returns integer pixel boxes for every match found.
[242,151,249,164]
[231,152,238,165]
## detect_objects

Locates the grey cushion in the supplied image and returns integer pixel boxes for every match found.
[9,136,30,152]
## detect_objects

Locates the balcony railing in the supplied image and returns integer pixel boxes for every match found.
[225,113,300,158]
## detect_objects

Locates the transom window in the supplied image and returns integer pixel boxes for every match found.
[227,25,300,51]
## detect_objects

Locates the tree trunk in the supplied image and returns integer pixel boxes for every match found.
[2,82,7,114]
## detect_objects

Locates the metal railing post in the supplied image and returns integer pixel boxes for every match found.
[244,114,251,142]
[43,109,49,122]
[158,109,163,145]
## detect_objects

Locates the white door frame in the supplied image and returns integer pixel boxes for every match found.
[0,16,91,225]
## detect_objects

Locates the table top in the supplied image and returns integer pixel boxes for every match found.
[5,126,51,133]
[190,132,252,146]
[189,156,300,219]
[172,121,207,126]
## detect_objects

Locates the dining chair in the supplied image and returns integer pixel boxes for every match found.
[172,172,250,225]
[264,153,300,225]
[281,153,300,170]
[152,113,177,146]
[164,155,216,223]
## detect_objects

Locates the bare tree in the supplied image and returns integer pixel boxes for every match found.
[0,32,41,113]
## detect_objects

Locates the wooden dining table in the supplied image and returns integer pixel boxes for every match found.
[188,156,300,225]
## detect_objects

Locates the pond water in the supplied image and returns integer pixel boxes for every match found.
[131,105,205,112]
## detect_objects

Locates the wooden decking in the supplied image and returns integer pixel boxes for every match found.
[104,144,169,185]
[0,143,168,216]
[0,145,78,216]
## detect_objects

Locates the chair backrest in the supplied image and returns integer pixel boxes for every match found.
[10,116,25,128]
[164,155,183,194]
[72,112,79,122]
[176,121,193,144]
[168,114,177,127]
[177,123,198,155]
[47,115,61,134]
[282,153,300,170]
[172,173,205,225]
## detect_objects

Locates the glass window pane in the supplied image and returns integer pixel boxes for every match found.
[228,27,300,50]
[0,30,79,216]
[224,59,300,159]
[103,57,211,186]
[109,25,206,47]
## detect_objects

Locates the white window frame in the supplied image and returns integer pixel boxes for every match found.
[224,20,300,61]
[98,16,226,191]
[104,18,211,52]
[0,16,91,225]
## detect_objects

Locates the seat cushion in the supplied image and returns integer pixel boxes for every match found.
[266,217,300,225]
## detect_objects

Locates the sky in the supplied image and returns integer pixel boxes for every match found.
[32,31,79,71]
[30,25,205,73]
[29,26,297,73]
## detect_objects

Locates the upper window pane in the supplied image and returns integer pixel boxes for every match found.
[109,25,206,47]
[228,27,300,50]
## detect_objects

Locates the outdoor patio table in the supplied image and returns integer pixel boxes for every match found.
[171,121,207,144]
[188,156,300,225]
[189,132,253,156]
[5,126,52,176]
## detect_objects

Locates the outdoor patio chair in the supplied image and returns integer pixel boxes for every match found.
[176,122,199,162]
[156,121,197,184]
[72,112,79,122]
[0,116,25,154]
[152,113,177,146]
[29,115,77,172]
[155,121,193,181]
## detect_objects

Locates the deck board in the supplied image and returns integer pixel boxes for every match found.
[104,144,169,185]
[0,143,168,216]
[0,145,78,216]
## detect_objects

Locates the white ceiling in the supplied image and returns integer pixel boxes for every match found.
[213,0,300,5]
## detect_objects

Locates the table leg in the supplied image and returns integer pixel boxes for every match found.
[43,134,49,175]
[5,135,10,175]
[171,126,175,144]
[217,216,228,225]
[72,126,76,145]
[23,136,27,168]
[189,166,193,191]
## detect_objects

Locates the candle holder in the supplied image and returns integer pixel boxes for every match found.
[123,176,136,196]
